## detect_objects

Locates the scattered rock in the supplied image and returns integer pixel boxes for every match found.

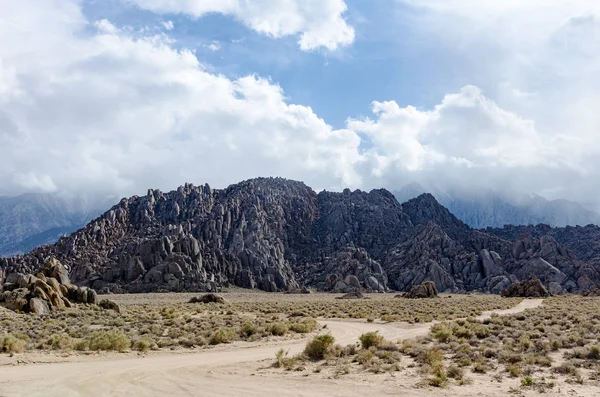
[188,293,226,304]
[399,281,439,299]
[500,276,550,298]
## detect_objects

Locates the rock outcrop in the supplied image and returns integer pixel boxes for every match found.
[400,281,439,299]
[500,276,551,298]
[188,293,226,304]
[3,178,600,295]
[0,258,98,314]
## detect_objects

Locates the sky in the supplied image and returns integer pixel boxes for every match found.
[1,0,600,208]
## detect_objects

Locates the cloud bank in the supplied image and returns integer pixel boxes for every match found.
[0,0,599,209]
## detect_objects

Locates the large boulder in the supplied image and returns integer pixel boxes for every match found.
[29,297,50,315]
[500,276,550,298]
[400,281,439,299]
[0,288,29,311]
[99,299,121,313]
[39,257,71,285]
[188,293,226,304]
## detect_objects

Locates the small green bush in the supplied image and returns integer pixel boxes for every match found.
[304,334,335,360]
[521,376,535,387]
[46,334,73,351]
[269,322,289,336]
[88,330,130,352]
[133,338,155,352]
[1,334,26,354]
[359,332,384,349]
[209,328,236,345]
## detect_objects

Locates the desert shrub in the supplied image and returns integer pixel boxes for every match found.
[133,338,155,352]
[507,364,521,377]
[272,348,297,370]
[289,318,318,334]
[588,346,600,360]
[304,334,335,360]
[1,334,26,354]
[359,332,384,349]
[88,330,130,352]
[269,322,289,336]
[240,323,257,337]
[521,376,535,387]
[356,349,374,365]
[472,361,488,373]
[46,334,73,351]
[421,347,444,365]
[209,328,236,345]
[447,365,464,380]
[431,323,453,343]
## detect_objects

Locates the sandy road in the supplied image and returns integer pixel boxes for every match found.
[0,299,543,397]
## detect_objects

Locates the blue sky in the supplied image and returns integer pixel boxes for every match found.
[1,0,600,207]
[82,0,477,128]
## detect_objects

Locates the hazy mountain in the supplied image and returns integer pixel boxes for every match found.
[0,193,114,257]
[394,183,600,228]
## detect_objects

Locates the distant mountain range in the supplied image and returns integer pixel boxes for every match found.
[394,183,600,228]
[0,193,113,257]
[3,178,600,296]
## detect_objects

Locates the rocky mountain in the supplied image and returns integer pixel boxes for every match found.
[0,194,113,257]
[2,178,600,295]
[395,183,600,228]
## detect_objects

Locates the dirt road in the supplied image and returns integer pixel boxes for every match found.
[0,299,544,397]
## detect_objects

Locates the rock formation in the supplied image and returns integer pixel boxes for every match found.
[2,177,600,295]
[188,293,226,304]
[400,281,439,299]
[500,276,551,298]
[0,258,98,315]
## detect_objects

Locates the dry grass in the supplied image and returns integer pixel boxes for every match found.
[0,290,521,356]
[403,296,600,390]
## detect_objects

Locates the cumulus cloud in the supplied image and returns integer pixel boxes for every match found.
[0,1,360,196]
[1,0,599,210]
[124,0,355,51]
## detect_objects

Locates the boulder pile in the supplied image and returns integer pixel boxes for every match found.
[188,293,226,304]
[0,258,98,315]
[399,281,439,299]
[500,276,550,298]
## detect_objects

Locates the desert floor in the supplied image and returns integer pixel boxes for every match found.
[0,293,597,396]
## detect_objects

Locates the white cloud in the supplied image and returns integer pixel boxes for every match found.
[203,41,220,51]
[1,0,600,210]
[0,0,360,196]
[347,86,579,197]
[162,20,174,30]
[124,0,355,51]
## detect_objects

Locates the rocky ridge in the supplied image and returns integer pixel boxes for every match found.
[2,177,600,295]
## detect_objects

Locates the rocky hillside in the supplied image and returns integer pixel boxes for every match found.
[2,178,600,295]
